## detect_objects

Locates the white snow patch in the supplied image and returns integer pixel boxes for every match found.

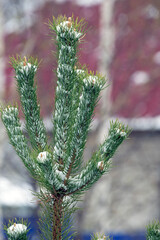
[37,151,49,163]
[83,75,98,85]
[7,223,27,237]
[0,177,35,207]
[19,62,37,75]
[76,69,85,75]
[153,51,160,65]
[130,71,150,85]
[57,21,82,39]
[115,128,126,137]
[120,131,126,137]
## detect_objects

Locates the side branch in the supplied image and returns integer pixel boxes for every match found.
[11,56,47,150]
[1,106,34,170]
[66,120,130,195]
[64,73,105,175]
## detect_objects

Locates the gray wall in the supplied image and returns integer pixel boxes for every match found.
[78,131,160,234]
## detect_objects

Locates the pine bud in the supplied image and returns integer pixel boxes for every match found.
[23,56,27,66]
[67,17,72,28]
[18,58,37,75]
[37,151,49,163]
[7,223,27,238]
[97,161,104,171]
[98,236,106,240]
[67,22,72,28]
[116,128,126,137]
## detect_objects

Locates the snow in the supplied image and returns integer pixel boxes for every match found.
[116,128,126,137]
[3,107,18,116]
[56,21,82,39]
[37,151,49,163]
[76,69,85,75]
[0,177,35,207]
[57,64,73,73]
[84,75,98,85]
[130,71,150,85]
[120,131,126,137]
[55,169,66,181]
[19,62,37,75]
[7,223,27,236]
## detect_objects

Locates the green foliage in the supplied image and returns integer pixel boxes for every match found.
[146,220,160,240]
[10,56,47,151]
[1,15,131,240]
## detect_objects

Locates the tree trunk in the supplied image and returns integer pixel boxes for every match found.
[53,196,63,240]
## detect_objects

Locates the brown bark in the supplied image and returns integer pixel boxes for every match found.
[53,196,63,240]
[64,151,76,186]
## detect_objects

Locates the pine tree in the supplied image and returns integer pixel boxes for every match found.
[1,16,130,240]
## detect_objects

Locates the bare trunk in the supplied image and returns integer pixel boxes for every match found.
[53,196,63,240]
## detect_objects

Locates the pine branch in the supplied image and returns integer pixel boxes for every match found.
[1,106,34,171]
[64,72,105,177]
[10,56,47,150]
[66,120,130,195]
[51,16,86,167]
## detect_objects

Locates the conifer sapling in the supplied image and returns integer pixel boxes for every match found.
[1,15,131,240]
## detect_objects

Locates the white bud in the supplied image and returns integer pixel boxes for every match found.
[19,62,37,75]
[56,21,82,39]
[116,128,126,137]
[37,151,49,163]
[7,223,27,237]
[120,131,126,137]
[98,235,106,240]
[97,161,104,171]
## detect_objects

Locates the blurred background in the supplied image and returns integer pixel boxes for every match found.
[0,0,160,239]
